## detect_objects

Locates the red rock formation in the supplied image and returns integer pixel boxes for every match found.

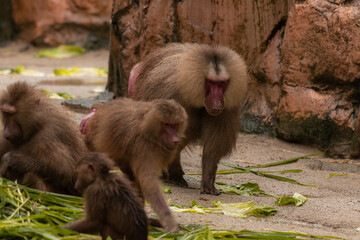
[110,0,292,78]
[276,0,360,157]
[11,0,112,46]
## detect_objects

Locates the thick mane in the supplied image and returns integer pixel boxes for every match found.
[176,44,248,110]
[5,81,46,106]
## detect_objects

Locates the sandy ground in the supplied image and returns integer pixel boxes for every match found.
[0,45,360,240]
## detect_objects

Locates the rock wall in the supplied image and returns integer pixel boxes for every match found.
[11,0,112,47]
[111,0,292,82]
[276,0,360,157]
[111,0,360,157]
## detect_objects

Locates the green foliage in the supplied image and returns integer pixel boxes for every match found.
[246,152,324,169]
[276,193,308,207]
[0,172,339,240]
[219,152,322,187]
[170,200,276,218]
[214,182,266,196]
[327,173,347,179]
[0,178,99,239]
[53,67,108,77]
[9,65,45,76]
[163,187,172,194]
[149,224,344,240]
[40,89,74,99]
[36,45,84,59]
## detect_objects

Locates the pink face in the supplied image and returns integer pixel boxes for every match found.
[204,78,229,116]
[160,122,180,150]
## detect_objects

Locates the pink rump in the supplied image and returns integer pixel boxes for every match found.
[128,63,140,98]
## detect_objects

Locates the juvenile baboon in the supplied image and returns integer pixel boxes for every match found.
[129,43,249,195]
[63,152,148,240]
[0,158,52,191]
[83,98,187,232]
[0,128,51,191]
[0,81,86,195]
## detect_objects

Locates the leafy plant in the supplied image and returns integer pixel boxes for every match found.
[0,162,340,240]
[276,193,308,206]
[170,200,276,218]
[53,67,107,77]
[36,45,84,59]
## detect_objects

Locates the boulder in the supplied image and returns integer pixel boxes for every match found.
[276,0,360,157]
[11,0,112,47]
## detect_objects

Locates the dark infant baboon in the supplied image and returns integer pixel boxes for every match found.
[63,152,148,240]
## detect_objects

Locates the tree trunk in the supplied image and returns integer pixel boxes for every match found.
[0,0,14,47]
[106,0,134,97]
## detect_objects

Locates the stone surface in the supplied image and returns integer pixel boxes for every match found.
[276,0,360,157]
[11,0,112,47]
[275,85,354,157]
[63,90,114,113]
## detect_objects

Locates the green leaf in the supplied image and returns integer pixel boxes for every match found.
[54,67,82,76]
[36,45,84,59]
[169,205,206,214]
[256,171,317,187]
[163,187,172,194]
[276,193,308,206]
[40,89,74,99]
[212,169,302,175]
[57,92,74,99]
[53,67,107,77]
[10,65,45,76]
[327,173,347,179]
[171,200,276,218]
[0,69,10,75]
[204,226,215,240]
[215,201,277,218]
[247,152,324,169]
[215,182,267,196]
[220,163,317,187]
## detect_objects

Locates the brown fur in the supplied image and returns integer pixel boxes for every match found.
[85,98,187,232]
[0,158,53,191]
[0,128,52,191]
[63,152,148,240]
[132,43,249,195]
[0,81,86,195]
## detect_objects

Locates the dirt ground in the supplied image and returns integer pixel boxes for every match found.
[0,45,360,240]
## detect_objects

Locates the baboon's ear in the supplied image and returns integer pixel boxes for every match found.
[88,163,96,176]
[0,104,16,113]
